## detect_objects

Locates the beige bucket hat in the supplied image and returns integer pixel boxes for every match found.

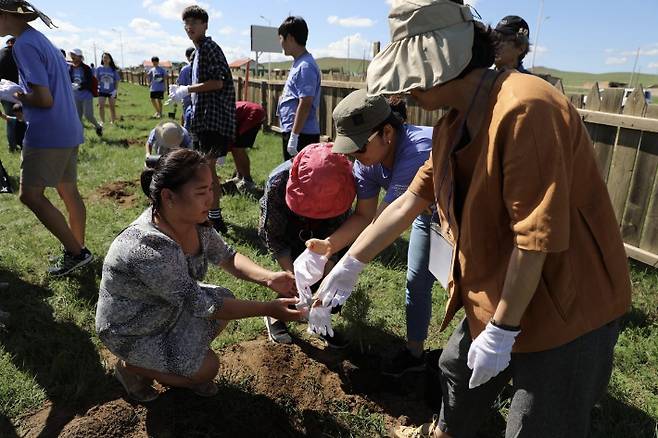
[367,0,474,96]
[154,121,185,150]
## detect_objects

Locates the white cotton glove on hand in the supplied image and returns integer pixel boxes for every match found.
[287,132,299,157]
[467,322,520,389]
[307,304,334,337]
[293,249,328,310]
[314,255,365,309]
[0,80,23,103]
[71,82,81,91]
[168,84,189,104]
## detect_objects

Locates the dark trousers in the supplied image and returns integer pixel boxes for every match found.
[437,317,620,438]
[281,131,320,161]
[2,101,16,151]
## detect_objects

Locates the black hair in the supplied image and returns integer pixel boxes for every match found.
[185,47,195,60]
[372,111,404,136]
[387,96,408,122]
[278,16,308,46]
[182,5,209,23]
[60,48,66,58]
[493,31,530,65]
[12,103,22,113]
[140,149,209,221]
[102,52,118,70]
[456,21,496,79]
[151,56,159,63]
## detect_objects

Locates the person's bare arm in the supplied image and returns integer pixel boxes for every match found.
[16,84,53,108]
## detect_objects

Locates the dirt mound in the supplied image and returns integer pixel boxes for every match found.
[93,180,140,207]
[17,338,436,437]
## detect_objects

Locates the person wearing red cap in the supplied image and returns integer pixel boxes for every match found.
[258,142,355,347]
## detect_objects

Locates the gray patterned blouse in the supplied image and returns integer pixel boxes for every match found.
[95,208,236,377]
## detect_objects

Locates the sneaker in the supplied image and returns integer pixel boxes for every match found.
[95,125,103,137]
[47,247,94,277]
[220,177,239,196]
[392,415,440,438]
[320,329,350,349]
[210,215,228,234]
[382,348,426,377]
[235,178,263,198]
[114,362,159,403]
[191,380,219,397]
[264,317,292,344]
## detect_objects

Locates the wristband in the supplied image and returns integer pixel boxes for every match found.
[490,318,521,332]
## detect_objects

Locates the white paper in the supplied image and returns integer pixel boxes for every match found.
[429,223,454,290]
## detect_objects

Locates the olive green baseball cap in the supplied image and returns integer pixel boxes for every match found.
[332,89,392,154]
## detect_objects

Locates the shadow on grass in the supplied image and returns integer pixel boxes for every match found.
[102,138,131,148]
[143,382,350,437]
[0,414,19,438]
[227,223,270,256]
[0,268,119,437]
[590,392,658,438]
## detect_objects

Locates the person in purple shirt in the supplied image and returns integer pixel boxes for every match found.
[69,48,103,137]
[95,52,120,125]
[0,0,92,277]
[147,56,166,119]
[176,47,194,130]
[300,90,435,376]
[277,16,321,160]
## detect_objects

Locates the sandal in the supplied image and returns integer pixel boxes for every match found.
[191,380,219,397]
[114,361,160,402]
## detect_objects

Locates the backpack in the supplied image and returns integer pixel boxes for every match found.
[0,159,12,193]
[90,74,99,97]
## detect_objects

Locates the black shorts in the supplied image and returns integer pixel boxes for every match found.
[194,131,230,159]
[150,91,164,100]
[234,126,260,149]
[99,92,113,98]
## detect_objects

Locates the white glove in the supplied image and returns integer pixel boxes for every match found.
[71,82,81,91]
[467,322,520,389]
[293,249,328,310]
[307,304,333,337]
[287,132,299,157]
[0,80,23,103]
[168,84,189,104]
[314,255,365,308]
[111,90,117,98]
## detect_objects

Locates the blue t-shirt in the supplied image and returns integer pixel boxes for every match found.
[177,63,192,109]
[13,27,83,148]
[148,66,166,92]
[353,124,433,204]
[277,52,321,134]
[95,66,120,94]
[70,65,93,101]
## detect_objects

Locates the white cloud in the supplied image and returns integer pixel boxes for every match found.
[311,33,371,60]
[605,57,628,65]
[649,62,658,69]
[129,18,167,38]
[464,0,479,6]
[142,0,222,21]
[327,16,375,28]
[218,26,234,35]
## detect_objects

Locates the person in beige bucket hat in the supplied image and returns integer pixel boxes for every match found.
[313,1,631,437]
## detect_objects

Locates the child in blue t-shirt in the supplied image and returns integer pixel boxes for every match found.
[147,56,166,118]
[95,52,120,125]
[1,0,92,277]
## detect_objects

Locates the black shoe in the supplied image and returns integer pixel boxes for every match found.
[210,215,228,234]
[382,348,426,377]
[264,317,292,344]
[96,126,103,137]
[320,329,350,349]
[47,247,94,277]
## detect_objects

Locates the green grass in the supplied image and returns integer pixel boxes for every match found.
[0,83,657,437]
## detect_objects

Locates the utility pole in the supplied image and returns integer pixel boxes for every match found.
[531,0,544,70]
[346,37,350,77]
[112,28,125,68]
[629,47,640,88]
[93,41,98,67]
[259,15,272,80]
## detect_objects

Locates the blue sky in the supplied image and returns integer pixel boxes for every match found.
[14,0,658,76]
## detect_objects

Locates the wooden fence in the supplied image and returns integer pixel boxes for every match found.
[120,71,658,267]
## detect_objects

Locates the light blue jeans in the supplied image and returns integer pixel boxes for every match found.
[405,214,436,342]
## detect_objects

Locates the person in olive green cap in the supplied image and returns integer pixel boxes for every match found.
[300,88,436,376]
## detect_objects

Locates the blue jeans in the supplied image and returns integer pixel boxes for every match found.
[405,214,436,342]
[2,100,16,151]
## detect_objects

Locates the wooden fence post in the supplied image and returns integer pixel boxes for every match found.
[584,82,602,111]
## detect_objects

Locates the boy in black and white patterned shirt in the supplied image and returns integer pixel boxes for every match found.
[169,5,235,234]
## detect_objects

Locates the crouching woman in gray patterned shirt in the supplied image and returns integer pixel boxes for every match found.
[96,149,304,402]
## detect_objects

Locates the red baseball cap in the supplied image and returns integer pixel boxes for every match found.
[285,143,356,219]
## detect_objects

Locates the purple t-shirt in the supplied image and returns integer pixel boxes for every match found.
[13,27,83,148]
[277,52,320,134]
[353,124,433,204]
[148,66,166,92]
[95,66,120,94]
[71,65,93,100]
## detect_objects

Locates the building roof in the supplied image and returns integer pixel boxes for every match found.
[229,58,255,68]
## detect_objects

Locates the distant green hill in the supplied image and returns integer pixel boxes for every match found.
[260,58,658,90]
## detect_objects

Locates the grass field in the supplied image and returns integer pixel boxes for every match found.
[0,83,657,437]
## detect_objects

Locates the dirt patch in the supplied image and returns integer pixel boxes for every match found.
[15,337,436,437]
[92,180,140,208]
